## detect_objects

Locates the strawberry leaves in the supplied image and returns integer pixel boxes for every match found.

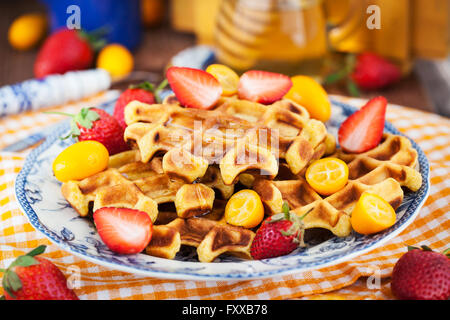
[129,80,168,103]
[324,54,360,97]
[1,245,47,298]
[65,108,100,140]
[266,202,310,246]
[407,245,450,258]
[46,108,100,140]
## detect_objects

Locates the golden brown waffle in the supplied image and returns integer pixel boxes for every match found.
[253,134,422,237]
[61,168,158,222]
[254,177,403,237]
[146,217,255,262]
[62,150,235,222]
[123,97,331,185]
[333,134,422,191]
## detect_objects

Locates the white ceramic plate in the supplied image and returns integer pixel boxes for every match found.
[15,99,430,280]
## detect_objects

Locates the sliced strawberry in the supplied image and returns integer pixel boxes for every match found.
[93,207,153,255]
[338,96,387,153]
[238,70,293,104]
[166,66,222,109]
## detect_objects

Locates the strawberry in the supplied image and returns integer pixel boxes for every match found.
[50,107,129,155]
[113,80,168,130]
[166,66,222,109]
[238,70,292,104]
[1,245,79,300]
[338,96,387,153]
[93,207,153,255]
[351,52,401,90]
[391,246,450,300]
[250,203,308,260]
[34,28,104,78]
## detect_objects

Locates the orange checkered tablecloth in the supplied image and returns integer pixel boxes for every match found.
[0,92,448,300]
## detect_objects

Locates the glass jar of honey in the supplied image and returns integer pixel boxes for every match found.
[214,0,328,76]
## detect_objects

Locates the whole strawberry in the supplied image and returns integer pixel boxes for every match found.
[34,28,104,78]
[251,203,308,260]
[113,80,167,130]
[1,245,79,300]
[391,245,450,300]
[351,52,401,90]
[51,107,129,155]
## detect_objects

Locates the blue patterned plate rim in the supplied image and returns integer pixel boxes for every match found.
[14,98,430,280]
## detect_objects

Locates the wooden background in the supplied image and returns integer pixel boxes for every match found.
[0,0,436,113]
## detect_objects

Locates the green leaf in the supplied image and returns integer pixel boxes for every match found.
[323,71,347,85]
[6,272,22,292]
[267,213,284,223]
[443,248,450,257]
[345,54,357,73]
[282,201,290,214]
[282,203,291,220]
[12,256,38,268]
[86,110,100,122]
[299,207,313,221]
[155,79,169,104]
[420,245,433,252]
[0,268,5,273]
[70,120,81,137]
[156,79,168,92]
[347,79,360,97]
[130,81,155,91]
[0,295,5,300]
[77,27,109,52]
[26,245,46,257]
[407,245,419,251]
[2,273,16,298]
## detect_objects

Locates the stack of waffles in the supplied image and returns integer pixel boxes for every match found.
[61,96,422,262]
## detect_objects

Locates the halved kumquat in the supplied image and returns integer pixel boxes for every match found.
[225,189,264,228]
[206,64,240,96]
[284,75,331,122]
[305,158,349,196]
[351,193,396,235]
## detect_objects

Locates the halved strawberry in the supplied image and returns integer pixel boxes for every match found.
[166,66,222,109]
[238,70,293,104]
[93,207,153,255]
[338,96,387,153]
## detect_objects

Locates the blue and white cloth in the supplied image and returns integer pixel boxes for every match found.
[0,69,111,117]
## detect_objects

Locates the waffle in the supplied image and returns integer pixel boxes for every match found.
[123,97,332,185]
[146,217,255,262]
[61,169,159,221]
[333,134,422,191]
[61,150,235,222]
[253,134,422,237]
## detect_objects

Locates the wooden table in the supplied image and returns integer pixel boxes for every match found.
[0,0,435,113]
